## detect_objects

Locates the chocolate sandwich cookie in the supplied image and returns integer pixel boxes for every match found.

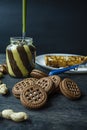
[49,75,61,92]
[20,85,47,109]
[36,77,54,95]
[24,78,38,84]
[30,69,48,79]
[12,78,38,98]
[59,78,81,100]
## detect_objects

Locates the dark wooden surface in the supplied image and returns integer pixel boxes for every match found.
[0,54,87,130]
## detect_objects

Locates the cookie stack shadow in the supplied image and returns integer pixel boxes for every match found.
[12,69,81,110]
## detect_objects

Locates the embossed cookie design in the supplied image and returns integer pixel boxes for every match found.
[49,75,61,92]
[12,78,38,98]
[20,85,47,109]
[59,78,81,100]
[36,77,54,95]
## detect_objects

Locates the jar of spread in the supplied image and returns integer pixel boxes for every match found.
[6,37,36,77]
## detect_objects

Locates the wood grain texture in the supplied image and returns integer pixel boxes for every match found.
[0,54,87,130]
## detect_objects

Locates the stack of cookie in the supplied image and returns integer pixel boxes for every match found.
[12,69,81,109]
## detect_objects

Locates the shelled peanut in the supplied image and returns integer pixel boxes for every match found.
[1,109,28,122]
[0,63,8,78]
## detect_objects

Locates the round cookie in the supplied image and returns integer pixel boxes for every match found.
[20,85,47,109]
[24,78,38,84]
[59,78,81,100]
[30,69,48,79]
[36,77,54,95]
[49,75,61,92]
[12,78,38,98]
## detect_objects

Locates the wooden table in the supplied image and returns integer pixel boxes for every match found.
[0,54,87,130]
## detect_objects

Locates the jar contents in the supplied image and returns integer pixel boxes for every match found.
[6,37,36,77]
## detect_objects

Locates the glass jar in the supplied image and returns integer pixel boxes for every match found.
[6,37,36,77]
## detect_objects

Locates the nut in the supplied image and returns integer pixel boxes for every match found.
[0,64,8,74]
[0,84,8,95]
[10,112,28,122]
[1,109,28,122]
[2,109,14,119]
[45,55,87,67]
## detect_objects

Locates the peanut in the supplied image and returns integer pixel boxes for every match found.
[0,84,8,95]
[0,64,8,74]
[1,109,28,122]
[10,112,28,122]
[2,109,14,119]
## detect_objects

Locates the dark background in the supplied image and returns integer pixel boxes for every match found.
[0,0,87,55]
